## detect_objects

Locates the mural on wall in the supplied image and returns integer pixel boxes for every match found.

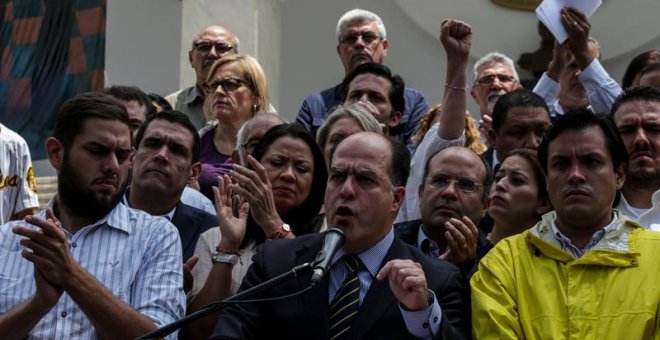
[0,0,106,159]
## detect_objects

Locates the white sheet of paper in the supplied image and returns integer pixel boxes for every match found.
[535,0,602,44]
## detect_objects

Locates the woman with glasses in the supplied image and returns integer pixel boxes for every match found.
[486,149,551,245]
[197,54,270,203]
[186,123,326,339]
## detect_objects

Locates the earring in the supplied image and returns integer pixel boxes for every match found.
[253,104,258,112]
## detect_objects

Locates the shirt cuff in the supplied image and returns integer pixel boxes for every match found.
[399,290,442,339]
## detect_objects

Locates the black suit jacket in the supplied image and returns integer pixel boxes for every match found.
[395,220,493,280]
[171,202,217,261]
[209,232,468,340]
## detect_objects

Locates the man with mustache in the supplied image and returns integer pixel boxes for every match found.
[166,25,239,129]
[470,51,521,150]
[472,110,660,338]
[0,93,185,338]
[611,86,660,230]
[296,8,428,153]
[533,7,621,120]
[125,110,217,262]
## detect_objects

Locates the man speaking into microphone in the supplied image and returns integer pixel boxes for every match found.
[209,131,467,340]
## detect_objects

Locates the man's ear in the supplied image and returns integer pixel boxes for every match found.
[381,38,389,56]
[188,50,194,67]
[190,162,202,183]
[388,111,402,128]
[470,87,478,102]
[391,185,406,216]
[46,137,64,171]
[614,162,627,190]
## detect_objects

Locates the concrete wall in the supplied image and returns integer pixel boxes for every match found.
[278,0,660,120]
[31,0,660,176]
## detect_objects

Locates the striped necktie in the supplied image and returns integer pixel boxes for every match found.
[329,254,361,340]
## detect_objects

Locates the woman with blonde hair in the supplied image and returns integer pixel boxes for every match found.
[197,54,270,202]
[412,104,486,154]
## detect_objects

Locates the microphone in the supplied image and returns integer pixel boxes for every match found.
[310,226,346,286]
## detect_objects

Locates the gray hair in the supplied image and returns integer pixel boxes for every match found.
[191,25,240,52]
[472,52,519,85]
[336,9,386,41]
[316,102,383,149]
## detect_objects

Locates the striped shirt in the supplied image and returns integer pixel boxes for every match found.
[0,202,186,339]
[0,124,39,224]
[550,213,617,258]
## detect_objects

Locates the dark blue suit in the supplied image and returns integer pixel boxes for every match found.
[210,232,469,340]
[170,202,217,261]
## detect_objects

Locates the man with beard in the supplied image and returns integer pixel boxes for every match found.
[166,25,239,129]
[470,52,521,148]
[0,93,185,339]
[533,7,621,119]
[296,8,428,152]
[611,86,660,230]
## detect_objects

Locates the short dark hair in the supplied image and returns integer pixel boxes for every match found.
[388,137,410,188]
[148,93,173,112]
[102,86,157,118]
[492,89,550,133]
[251,123,328,235]
[422,146,493,203]
[611,86,660,118]
[341,62,405,116]
[134,110,201,163]
[53,92,130,150]
[538,109,628,173]
[622,50,660,89]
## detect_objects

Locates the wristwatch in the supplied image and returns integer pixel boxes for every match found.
[267,223,291,240]
[212,252,239,265]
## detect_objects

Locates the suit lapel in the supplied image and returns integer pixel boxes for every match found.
[348,238,410,339]
[296,235,330,339]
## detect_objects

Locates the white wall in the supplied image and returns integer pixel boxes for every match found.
[105,0,182,95]
[278,0,660,120]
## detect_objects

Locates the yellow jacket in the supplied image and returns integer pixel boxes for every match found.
[471,211,660,340]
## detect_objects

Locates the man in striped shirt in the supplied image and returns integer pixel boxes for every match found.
[0,93,185,339]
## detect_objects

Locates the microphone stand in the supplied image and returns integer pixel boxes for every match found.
[135,262,314,340]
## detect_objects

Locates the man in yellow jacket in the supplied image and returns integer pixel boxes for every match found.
[471,109,660,339]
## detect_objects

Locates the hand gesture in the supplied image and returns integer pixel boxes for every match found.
[560,7,595,68]
[479,115,495,148]
[231,155,284,235]
[13,209,77,288]
[439,216,478,264]
[440,19,472,60]
[546,41,570,80]
[376,260,429,311]
[213,174,249,249]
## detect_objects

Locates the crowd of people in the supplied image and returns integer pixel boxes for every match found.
[0,6,659,340]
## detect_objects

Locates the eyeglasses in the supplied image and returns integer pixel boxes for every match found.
[339,31,382,45]
[239,140,260,154]
[424,175,482,193]
[205,78,249,93]
[476,74,516,86]
[193,41,234,54]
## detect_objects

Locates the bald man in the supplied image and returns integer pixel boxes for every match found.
[166,25,239,128]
